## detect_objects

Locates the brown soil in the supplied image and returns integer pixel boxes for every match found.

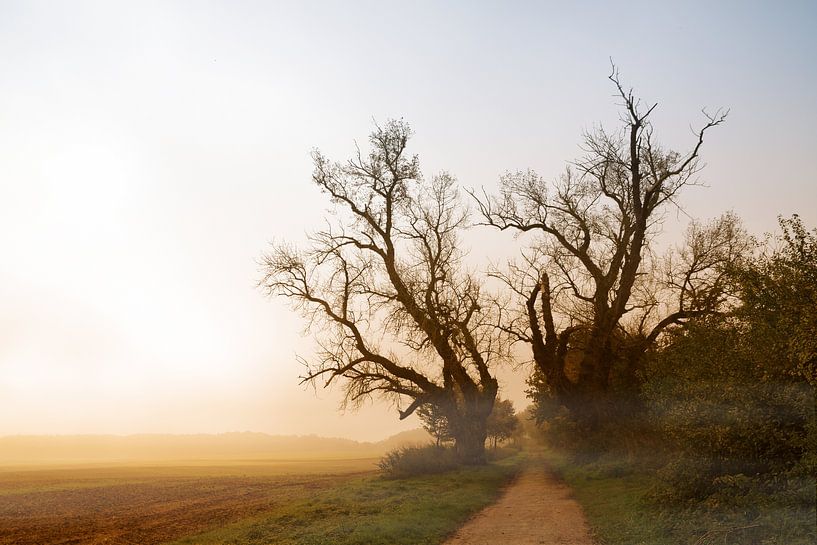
[444,464,596,545]
[0,464,367,545]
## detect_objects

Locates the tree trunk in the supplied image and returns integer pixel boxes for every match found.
[446,403,490,465]
[452,422,488,464]
[578,321,615,393]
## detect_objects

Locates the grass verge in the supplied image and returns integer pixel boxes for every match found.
[541,449,816,545]
[165,454,525,545]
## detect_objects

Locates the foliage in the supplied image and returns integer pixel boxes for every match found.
[377,445,460,479]
[486,399,518,448]
[737,214,817,387]
[527,217,817,543]
[414,398,519,452]
[485,445,521,461]
[527,366,658,459]
[543,447,816,545]
[416,404,452,447]
[642,217,817,508]
[645,323,814,506]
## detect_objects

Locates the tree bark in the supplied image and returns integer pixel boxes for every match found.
[447,403,491,464]
[452,423,488,464]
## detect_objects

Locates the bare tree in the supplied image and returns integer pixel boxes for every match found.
[260,120,504,464]
[473,66,729,421]
[617,212,752,385]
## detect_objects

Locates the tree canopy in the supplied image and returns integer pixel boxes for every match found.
[486,399,518,449]
[474,68,731,424]
[260,121,505,463]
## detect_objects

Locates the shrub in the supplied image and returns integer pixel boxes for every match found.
[645,321,815,508]
[378,445,459,478]
[485,445,521,462]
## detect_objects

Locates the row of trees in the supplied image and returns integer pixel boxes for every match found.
[260,69,804,465]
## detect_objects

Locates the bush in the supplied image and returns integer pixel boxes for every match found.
[644,318,815,508]
[377,445,460,478]
[485,445,521,462]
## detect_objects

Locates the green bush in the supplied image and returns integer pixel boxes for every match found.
[377,445,459,478]
[644,321,815,508]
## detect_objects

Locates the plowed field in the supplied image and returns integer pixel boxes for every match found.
[0,459,376,545]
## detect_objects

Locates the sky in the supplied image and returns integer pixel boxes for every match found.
[1,0,815,441]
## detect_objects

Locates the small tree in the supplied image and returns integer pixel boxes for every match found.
[486,399,518,449]
[260,121,505,464]
[417,403,452,447]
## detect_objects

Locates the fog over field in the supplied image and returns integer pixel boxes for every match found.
[0,430,431,466]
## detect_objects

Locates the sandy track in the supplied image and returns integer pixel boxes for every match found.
[443,464,596,545]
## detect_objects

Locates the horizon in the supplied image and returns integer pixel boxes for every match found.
[0,428,434,467]
[0,429,424,440]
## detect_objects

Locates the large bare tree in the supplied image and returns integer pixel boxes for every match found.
[474,68,730,420]
[260,121,503,463]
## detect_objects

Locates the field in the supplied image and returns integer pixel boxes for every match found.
[0,456,523,545]
[0,458,377,545]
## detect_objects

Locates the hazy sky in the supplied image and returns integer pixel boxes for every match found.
[1,1,815,441]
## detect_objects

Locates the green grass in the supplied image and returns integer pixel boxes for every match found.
[541,449,816,545]
[540,449,669,545]
[165,454,525,545]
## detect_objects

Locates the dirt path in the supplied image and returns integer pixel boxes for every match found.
[443,464,596,545]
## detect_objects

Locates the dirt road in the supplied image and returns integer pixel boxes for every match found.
[443,464,596,545]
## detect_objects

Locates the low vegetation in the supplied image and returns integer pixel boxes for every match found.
[378,445,460,478]
[378,443,522,479]
[169,454,524,545]
[543,448,815,545]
